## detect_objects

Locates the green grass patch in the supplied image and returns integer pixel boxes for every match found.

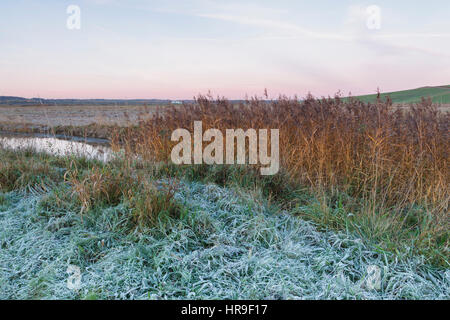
[349,86,450,104]
[0,148,106,192]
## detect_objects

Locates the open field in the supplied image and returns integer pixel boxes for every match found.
[349,85,450,104]
[0,103,448,139]
[0,95,448,299]
[0,86,449,133]
[0,104,157,128]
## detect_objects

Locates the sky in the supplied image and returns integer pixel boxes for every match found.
[0,0,449,99]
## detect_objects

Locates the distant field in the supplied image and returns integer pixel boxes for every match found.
[0,104,158,128]
[0,93,449,132]
[350,85,450,104]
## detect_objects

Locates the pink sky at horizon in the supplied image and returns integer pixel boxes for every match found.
[5,82,449,100]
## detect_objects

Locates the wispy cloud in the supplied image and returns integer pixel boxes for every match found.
[197,7,450,58]
[199,10,450,41]
[2,0,449,98]
[197,13,351,41]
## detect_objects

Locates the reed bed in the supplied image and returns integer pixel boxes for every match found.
[0,94,448,265]
[116,94,449,265]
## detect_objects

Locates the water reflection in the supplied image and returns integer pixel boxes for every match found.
[0,136,113,162]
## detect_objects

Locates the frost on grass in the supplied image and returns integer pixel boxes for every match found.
[0,182,448,300]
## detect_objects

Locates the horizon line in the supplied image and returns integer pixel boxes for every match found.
[2,83,449,101]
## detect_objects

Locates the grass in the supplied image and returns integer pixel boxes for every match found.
[115,95,448,266]
[64,162,184,229]
[0,149,65,192]
[0,181,448,299]
[0,93,448,299]
[127,95,449,208]
[0,147,108,192]
[348,85,450,104]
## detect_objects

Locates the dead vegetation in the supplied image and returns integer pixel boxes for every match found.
[0,94,448,265]
[114,94,449,265]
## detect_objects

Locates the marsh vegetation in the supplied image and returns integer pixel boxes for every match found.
[0,94,448,299]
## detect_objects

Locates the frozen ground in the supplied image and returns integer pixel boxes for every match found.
[0,181,448,300]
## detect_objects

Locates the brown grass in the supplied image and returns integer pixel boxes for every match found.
[0,150,64,192]
[112,94,449,263]
[123,95,448,208]
[64,160,182,229]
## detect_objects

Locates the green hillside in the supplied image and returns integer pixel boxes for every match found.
[350,86,450,104]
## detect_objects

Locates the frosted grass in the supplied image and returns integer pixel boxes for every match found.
[0,181,448,299]
[0,137,112,162]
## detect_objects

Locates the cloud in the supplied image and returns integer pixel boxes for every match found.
[197,13,351,41]
[83,0,117,4]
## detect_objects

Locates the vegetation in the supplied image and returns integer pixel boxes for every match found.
[0,149,65,192]
[0,93,448,299]
[64,162,183,229]
[112,94,448,266]
[348,85,450,104]
[1,179,448,299]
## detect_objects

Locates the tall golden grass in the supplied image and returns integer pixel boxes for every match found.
[117,95,448,250]
[124,95,447,204]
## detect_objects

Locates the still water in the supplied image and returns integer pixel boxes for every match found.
[0,134,113,162]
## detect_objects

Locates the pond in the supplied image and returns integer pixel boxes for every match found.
[0,134,113,162]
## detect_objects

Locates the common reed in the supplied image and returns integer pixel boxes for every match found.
[125,95,447,205]
[117,94,448,264]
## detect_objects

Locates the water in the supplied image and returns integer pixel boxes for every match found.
[0,131,110,146]
[0,135,113,162]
